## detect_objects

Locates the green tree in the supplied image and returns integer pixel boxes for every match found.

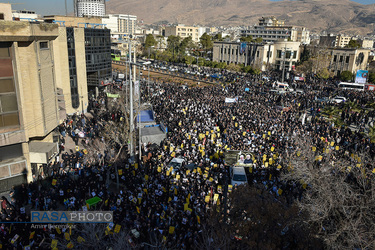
[144,34,157,49]
[226,63,241,72]
[368,71,375,83]
[340,70,353,81]
[213,33,223,41]
[345,40,361,49]
[298,46,310,64]
[184,55,194,65]
[167,35,181,61]
[255,37,263,43]
[240,35,253,43]
[200,33,213,52]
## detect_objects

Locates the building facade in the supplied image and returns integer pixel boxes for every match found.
[241,17,310,44]
[213,41,301,71]
[164,25,200,43]
[0,21,61,192]
[102,14,137,34]
[329,48,371,76]
[74,0,106,17]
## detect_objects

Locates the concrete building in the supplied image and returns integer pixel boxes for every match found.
[360,39,374,49]
[44,16,112,90]
[212,40,300,71]
[335,35,352,48]
[12,10,40,22]
[102,14,137,34]
[240,17,310,44]
[0,21,61,192]
[164,24,200,43]
[52,27,89,116]
[0,3,12,21]
[329,48,371,76]
[74,0,106,18]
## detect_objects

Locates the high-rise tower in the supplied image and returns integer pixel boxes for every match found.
[73,0,106,17]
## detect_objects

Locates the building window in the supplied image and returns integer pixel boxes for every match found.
[39,41,49,50]
[0,79,19,128]
[346,56,350,63]
[293,51,297,59]
[256,51,259,57]
[339,56,343,62]
[0,13,4,20]
[333,55,337,62]
[277,50,282,58]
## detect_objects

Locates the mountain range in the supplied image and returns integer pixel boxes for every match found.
[106,0,375,35]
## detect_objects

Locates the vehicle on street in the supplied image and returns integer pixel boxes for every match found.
[230,166,248,186]
[168,157,185,174]
[331,96,347,104]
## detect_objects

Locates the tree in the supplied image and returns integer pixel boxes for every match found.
[345,40,361,49]
[213,33,223,41]
[144,34,157,49]
[240,35,253,43]
[298,46,310,65]
[317,68,332,79]
[340,70,353,82]
[226,63,241,72]
[254,37,263,43]
[282,137,375,249]
[368,71,375,83]
[200,185,322,249]
[200,33,213,53]
[167,35,181,62]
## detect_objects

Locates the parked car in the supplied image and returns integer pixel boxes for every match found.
[331,96,347,104]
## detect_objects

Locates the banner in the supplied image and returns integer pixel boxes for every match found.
[240,42,247,54]
[225,97,238,103]
[106,93,120,98]
[355,70,368,84]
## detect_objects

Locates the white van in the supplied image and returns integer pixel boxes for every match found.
[231,167,248,186]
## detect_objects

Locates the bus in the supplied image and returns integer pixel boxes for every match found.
[338,82,365,91]
[111,53,121,61]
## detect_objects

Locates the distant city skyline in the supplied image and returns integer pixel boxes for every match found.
[5,0,374,16]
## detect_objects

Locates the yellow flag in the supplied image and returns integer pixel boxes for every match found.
[268,131,271,135]
[331,141,335,146]
[169,226,175,234]
[52,179,57,186]
[145,175,149,181]
[278,189,283,195]
[263,134,266,138]
[372,168,375,173]
[166,171,170,176]
[335,146,339,151]
[114,225,121,233]
[51,240,58,248]
[271,146,274,152]
[118,169,123,175]
[67,242,74,249]
[205,196,210,203]
[56,227,61,235]
[269,174,272,180]
[312,147,316,152]
[176,175,180,180]
[243,132,246,136]
[29,232,35,239]
[65,232,70,241]
[235,122,238,127]
[197,215,201,224]
[184,203,189,211]
[135,163,138,169]
[265,162,269,168]
[77,236,85,243]
[157,167,162,173]
[232,116,235,120]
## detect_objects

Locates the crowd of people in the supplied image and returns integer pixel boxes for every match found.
[0,68,374,248]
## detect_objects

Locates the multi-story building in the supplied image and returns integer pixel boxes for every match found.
[329,48,371,76]
[335,35,352,48]
[102,14,137,34]
[0,3,12,21]
[213,41,300,71]
[44,16,112,90]
[240,16,310,44]
[164,24,200,42]
[74,0,106,17]
[0,20,61,191]
[12,10,40,21]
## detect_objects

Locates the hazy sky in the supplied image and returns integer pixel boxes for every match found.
[5,0,375,16]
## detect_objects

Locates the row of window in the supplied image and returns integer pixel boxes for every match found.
[333,55,350,63]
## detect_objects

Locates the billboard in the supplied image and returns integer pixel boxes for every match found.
[240,42,247,54]
[355,70,368,84]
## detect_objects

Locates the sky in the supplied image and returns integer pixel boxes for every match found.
[4,0,375,16]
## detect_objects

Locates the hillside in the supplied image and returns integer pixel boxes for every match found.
[106,0,375,35]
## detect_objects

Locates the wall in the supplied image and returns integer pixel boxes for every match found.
[0,3,12,21]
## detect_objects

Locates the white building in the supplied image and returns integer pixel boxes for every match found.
[74,0,106,17]
[101,14,137,35]
[12,10,39,21]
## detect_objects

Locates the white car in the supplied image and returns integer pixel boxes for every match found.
[331,96,347,104]
[230,167,248,186]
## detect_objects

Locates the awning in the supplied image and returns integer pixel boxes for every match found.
[29,141,58,164]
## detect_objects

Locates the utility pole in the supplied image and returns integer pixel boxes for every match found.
[65,0,68,16]
[128,33,134,159]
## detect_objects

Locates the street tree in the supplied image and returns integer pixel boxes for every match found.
[240,35,253,43]
[282,137,375,249]
[340,70,353,82]
[368,71,375,83]
[345,40,361,49]
[167,35,181,61]
[144,34,157,49]
[200,33,213,55]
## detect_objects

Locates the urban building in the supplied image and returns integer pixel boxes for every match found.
[329,48,371,76]
[359,39,374,49]
[240,17,310,44]
[102,14,137,34]
[0,21,61,192]
[0,3,12,21]
[164,24,200,43]
[12,10,40,21]
[74,0,106,17]
[44,16,112,90]
[212,40,301,71]
[335,35,352,48]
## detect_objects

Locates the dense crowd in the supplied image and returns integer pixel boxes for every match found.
[1,70,374,248]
